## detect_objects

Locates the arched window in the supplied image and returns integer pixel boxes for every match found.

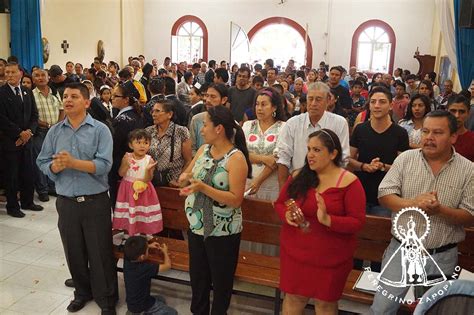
[248,17,313,69]
[171,15,208,63]
[350,20,396,74]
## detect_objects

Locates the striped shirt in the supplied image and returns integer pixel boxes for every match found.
[378,148,474,249]
[33,87,63,126]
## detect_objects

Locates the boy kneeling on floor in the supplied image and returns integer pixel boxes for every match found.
[124,236,177,315]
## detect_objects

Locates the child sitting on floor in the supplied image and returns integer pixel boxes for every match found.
[123,236,177,315]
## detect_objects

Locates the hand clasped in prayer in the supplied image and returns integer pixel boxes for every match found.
[51,151,75,173]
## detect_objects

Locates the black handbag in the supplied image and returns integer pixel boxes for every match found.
[152,125,176,186]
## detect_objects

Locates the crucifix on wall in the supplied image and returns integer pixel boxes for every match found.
[61,40,69,53]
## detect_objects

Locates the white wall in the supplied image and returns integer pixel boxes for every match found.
[0,13,11,58]
[2,0,436,73]
[144,0,435,72]
[327,0,435,73]
[40,0,143,68]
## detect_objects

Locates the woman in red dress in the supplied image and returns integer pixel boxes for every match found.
[275,129,366,314]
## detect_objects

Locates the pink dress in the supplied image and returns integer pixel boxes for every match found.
[113,155,163,235]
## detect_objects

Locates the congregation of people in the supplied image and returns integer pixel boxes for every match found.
[0,53,473,315]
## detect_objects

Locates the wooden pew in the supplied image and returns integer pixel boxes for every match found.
[114,187,474,314]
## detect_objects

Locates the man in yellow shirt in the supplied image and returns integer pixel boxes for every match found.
[118,68,147,105]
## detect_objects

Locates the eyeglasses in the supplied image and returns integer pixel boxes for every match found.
[111,95,126,99]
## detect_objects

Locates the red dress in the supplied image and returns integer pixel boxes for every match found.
[274,174,366,302]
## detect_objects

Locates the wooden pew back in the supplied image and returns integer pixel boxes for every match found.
[156,187,281,246]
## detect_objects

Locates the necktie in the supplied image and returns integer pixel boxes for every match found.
[15,87,23,102]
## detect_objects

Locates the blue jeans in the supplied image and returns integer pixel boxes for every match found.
[126,296,178,315]
[370,238,458,315]
[366,202,392,218]
[31,128,55,195]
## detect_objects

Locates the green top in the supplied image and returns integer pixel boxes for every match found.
[185,145,243,236]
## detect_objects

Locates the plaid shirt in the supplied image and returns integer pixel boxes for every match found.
[33,87,63,126]
[378,149,474,249]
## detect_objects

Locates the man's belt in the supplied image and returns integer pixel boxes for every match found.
[394,238,457,255]
[58,191,108,203]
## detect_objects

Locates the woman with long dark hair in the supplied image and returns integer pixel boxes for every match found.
[418,79,439,111]
[275,129,365,315]
[398,94,431,148]
[109,82,145,205]
[178,105,252,315]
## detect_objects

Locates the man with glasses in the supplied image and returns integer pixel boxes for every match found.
[228,67,256,123]
[447,95,474,161]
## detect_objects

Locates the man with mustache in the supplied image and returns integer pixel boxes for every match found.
[371,110,474,314]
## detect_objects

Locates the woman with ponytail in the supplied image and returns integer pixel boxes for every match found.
[178,105,251,315]
[108,81,145,206]
[274,129,365,315]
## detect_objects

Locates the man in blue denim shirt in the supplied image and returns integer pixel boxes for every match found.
[37,82,117,315]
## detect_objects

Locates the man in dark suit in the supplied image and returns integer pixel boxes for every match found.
[163,77,188,127]
[0,62,43,217]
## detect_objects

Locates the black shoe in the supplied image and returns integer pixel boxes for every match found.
[7,209,25,218]
[38,194,49,202]
[66,298,92,312]
[21,204,44,211]
[64,278,74,288]
[48,190,57,197]
[101,308,116,315]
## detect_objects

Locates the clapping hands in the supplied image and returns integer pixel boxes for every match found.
[179,178,203,196]
[51,151,75,173]
[414,191,440,215]
[316,192,331,227]
[362,157,384,173]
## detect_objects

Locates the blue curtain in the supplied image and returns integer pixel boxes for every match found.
[454,0,474,89]
[10,0,43,73]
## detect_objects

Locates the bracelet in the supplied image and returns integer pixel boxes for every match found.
[360,163,365,171]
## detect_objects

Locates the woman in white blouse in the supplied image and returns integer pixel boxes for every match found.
[242,87,287,201]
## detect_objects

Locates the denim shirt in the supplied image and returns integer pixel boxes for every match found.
[36,114,112,197]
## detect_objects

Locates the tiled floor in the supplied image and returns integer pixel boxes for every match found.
[0,196,370,314]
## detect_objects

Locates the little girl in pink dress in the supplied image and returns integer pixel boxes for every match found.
[113,129,163,235]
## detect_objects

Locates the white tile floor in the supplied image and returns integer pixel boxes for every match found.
[0,196,370,315]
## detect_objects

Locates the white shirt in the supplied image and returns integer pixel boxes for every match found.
[276,111,350,171]
[116,106,133,118]
[8,83,23,101]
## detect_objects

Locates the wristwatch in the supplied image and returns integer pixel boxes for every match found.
[381,163,386,172]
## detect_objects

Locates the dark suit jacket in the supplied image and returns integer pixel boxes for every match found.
[166,95,189,127]
[110,109,145,182]
[0,85,39,151]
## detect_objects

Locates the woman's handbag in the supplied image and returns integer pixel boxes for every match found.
[152,125,176,186]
